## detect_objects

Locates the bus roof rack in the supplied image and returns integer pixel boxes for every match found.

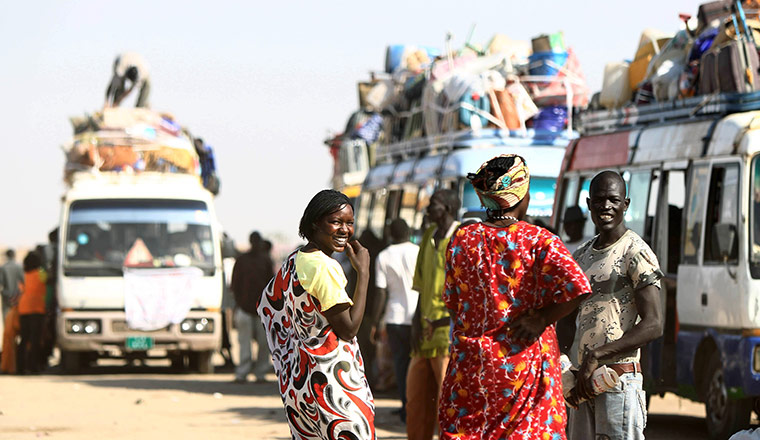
[582,91,760,135]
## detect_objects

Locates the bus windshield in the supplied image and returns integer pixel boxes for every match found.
[64,199,215,276]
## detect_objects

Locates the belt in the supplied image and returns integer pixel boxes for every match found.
[607,362,641,377]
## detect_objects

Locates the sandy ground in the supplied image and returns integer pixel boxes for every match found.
[0,324,749,440]
[0,362,730,440]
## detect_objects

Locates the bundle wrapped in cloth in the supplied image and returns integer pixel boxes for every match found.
[63,107,200,184]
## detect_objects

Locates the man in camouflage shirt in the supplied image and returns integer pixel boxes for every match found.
[567,171,663,440]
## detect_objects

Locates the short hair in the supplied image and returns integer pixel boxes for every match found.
[563,206,586,223]
[299,189,353,241]
[589,171,627,198]
[5,249,15,259]
[389,218,410,241]
[432,189,460,215]
[23,251,42,272]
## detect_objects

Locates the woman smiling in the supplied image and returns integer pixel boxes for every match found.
[258,189,375,440]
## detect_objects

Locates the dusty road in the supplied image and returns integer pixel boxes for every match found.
[0,360,733,440]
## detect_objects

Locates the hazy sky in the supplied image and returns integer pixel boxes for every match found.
[1,0,703,249]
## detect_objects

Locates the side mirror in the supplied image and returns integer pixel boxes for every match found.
[713,223,737,261]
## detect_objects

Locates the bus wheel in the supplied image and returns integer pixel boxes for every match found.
[705,352,751,439]
[190,350,214,374]
[60,351,81,374]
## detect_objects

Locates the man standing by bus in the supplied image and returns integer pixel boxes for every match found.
[407,189,459,440]
[567,171,663,440]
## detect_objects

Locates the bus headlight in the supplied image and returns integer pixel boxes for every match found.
[180,318,214,333]
[66,319,102,334]
[754,346,760,372]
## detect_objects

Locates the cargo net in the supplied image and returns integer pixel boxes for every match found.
[63,108,201,185]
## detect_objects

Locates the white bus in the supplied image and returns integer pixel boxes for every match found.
[57,172,223,373]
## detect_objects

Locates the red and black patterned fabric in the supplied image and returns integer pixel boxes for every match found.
[258,251,376,440]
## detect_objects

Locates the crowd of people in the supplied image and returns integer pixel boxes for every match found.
[257,154,665,440]
[1,238,59,375]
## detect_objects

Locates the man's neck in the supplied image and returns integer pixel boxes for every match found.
[595,225,627,249]
[434,217,454,237]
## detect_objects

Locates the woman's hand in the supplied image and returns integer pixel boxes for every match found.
[509,309,547,343]
[344,240,369,276]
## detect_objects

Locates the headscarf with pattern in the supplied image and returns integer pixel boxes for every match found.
[467,154,530,211]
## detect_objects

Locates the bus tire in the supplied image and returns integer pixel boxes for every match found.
[190,350,214,374]
[60,351,81,374]
[705,351,752,439]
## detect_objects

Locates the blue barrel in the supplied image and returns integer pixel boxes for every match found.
[528,51,568,76]
[385,45,407,73]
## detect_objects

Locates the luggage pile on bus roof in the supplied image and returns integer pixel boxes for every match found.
[62,107,220,194]
[588,0,760,134]
[326,30,591,188]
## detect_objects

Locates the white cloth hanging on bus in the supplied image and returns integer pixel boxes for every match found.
[123,267,203,331]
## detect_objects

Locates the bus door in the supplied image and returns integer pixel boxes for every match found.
[651,165,686,388]
[678,161,741,330]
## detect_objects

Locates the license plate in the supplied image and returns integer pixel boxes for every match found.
[126,336,154,351]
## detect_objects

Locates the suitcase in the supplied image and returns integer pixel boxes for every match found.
[698,1,733,31]
[700,38,760,93]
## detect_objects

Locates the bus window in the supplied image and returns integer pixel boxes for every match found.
[665,170,685,274]
[527,177,556,220]
[683,164,710,264]
[356,192,372,233]
[750,156,760,278]
[399,186,418,227]
[579,178,596,239]
[624,170,653,240]
[386,189,402,222]
[462,180,482,214]
[704,163,739,263]
[644,170,661,244]
[413,181,436,233]
[369,189,388,238]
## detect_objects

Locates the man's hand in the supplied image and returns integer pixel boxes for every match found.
[575,349,600,401]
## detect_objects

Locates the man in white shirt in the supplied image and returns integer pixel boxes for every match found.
[105,52,151,108]
[373,218,419,423]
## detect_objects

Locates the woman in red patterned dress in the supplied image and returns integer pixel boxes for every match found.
[438,155,591,439]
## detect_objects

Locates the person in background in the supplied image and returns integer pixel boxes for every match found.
[407,189,460,440]
[1,249,24,323]
[373,218,419,423]
[231,231,274,383]
[258,189,375,438]
[357,228,384,388]
[219,233,237,370]
[105,52,150,108]
[556,205,588,353]
[42,229,60,366]
[562,205,587,255]
[17,251,48,374]
[567,171,664,440]
[438,154,591,438]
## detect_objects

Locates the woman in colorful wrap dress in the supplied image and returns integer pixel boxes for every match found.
[438,155,592,439]
[258,189,375,440]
